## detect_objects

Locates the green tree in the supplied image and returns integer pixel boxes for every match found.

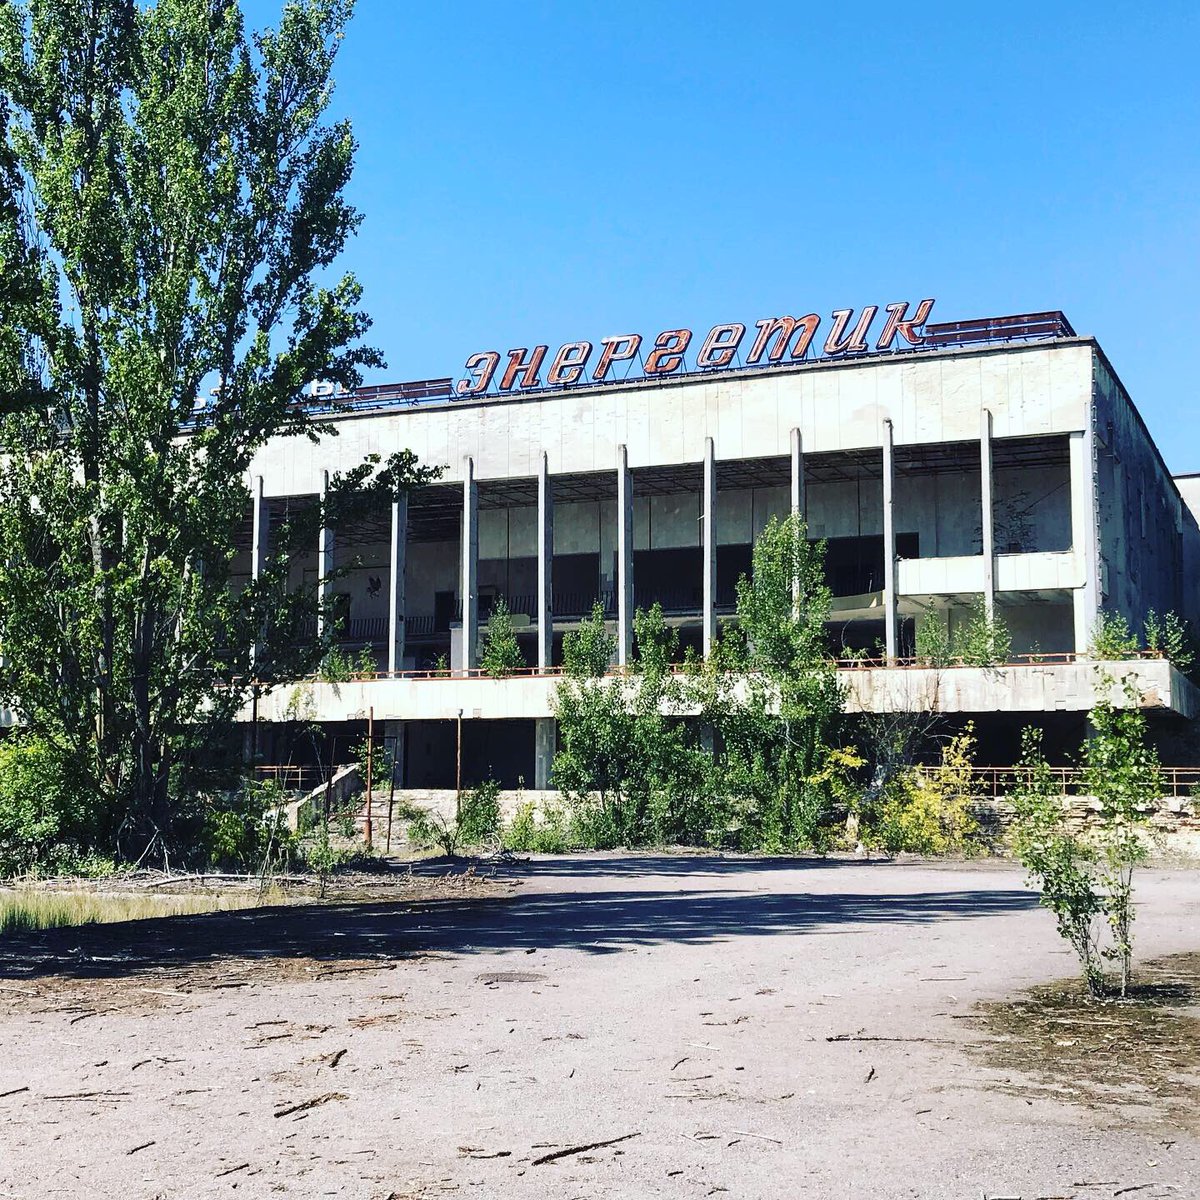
[553,603,711,847]
[705,513,846,850]
[1143,609,1196,679]
[0,1,436,862]
[952,596,1012,667]
[480,596,525,677]
[562,601,615,677]
[0,733,93,875]
[1088,612,1139,660]
[1011,677,1158,998]
[1081,676,1158,995]
[1010,726,1107,996]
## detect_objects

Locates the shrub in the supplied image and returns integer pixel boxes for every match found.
[915,615,951,666]
[0,735,94,877]
[503,800,571,853]
[1143,609,1196,677]
[1088,612,1139,661]
[871,726,982,855]
[458,779,502,846]
[1011,678,1158,998]
[1010,728,1107,995]
[481,597,525,677]
[952,597,1012,667]
[562,602,616,678]
[406,781,503,856]
[318,646,377,683]
[202,780,295,875]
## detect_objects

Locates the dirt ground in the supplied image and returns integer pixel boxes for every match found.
[0,855,1197,1200]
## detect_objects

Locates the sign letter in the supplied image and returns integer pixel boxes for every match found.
[876,299,935,349]
[499,345,548,391]
[824,307,878,355]
[593,334,643,381]
[456,351,500,397]
[644,329,692,375]
[746,315,821,364]
[697,323,746,369]
[547,341,593,386]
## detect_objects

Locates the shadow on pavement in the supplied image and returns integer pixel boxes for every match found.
[406,852,919,880]
[0,877,1038,983]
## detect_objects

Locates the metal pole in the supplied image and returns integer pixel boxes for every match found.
[385,733,397,853]
[455,708,463,823]
[364,706,374,850]
[250,687,259,771]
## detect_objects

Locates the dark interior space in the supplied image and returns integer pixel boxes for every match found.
[405,718,535,789]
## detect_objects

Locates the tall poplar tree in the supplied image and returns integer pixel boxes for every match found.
[0,0,423,857]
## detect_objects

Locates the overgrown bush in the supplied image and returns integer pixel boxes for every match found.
[202,780,295,875]
[1088,612,1139,661]
[1010,677,1158,997]
[555,604,717,848]
[503,799,571,853]
[0,735,98,877]
[952,598,1012,667]
[914,615,951,666]
[704,515,847,852]
[318,646,377,682]
[869,726,982,855]
[481,597,525,677]
[406,781,503,856]
[1143,609,1196,677]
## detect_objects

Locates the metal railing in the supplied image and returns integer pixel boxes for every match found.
[918,764,1200,800]
[289,648,1169,684]
[253,764,330,794]
[250,761,1200,802]
[922,311,1076,348]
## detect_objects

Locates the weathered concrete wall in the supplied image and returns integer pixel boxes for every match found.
[1173,474,1200,627]
[1093,353,1193,631]
[842,658,1196,718]
[241,658,1197,726]
[249,341,1096,494]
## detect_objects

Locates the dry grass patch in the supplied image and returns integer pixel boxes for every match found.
[0,887,273,934]
[968,950,1200,1131]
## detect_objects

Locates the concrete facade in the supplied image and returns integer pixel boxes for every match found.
[227,320,1199,787]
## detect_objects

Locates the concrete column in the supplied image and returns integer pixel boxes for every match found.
[316,470,334,641]
[537,451,554,672]
[250,475,267,667]
[790,427,805,523]
[980,408,995,617]
[882,420,897,661]
[790,427,805,612]
[702,437,717,656]
[461,458,479,673]
[534,717,555,790]
[387,493,408,674]
[251,475,267,581]
[617,444,634,666]
[1070,426,1100,654]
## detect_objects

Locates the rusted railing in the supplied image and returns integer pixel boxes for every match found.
[917,764,1200,800]
[285,649,1167,684]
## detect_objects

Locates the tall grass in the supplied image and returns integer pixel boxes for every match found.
[0,889,270,935]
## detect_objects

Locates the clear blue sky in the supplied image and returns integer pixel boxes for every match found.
[283,2,1200,471]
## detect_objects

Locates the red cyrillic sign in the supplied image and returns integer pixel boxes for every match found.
[455,299,934,398]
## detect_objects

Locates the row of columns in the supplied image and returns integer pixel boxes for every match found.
[455,430,811,670]
[251,406,1096,674]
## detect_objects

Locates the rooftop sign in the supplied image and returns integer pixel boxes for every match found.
[455,298,935,398]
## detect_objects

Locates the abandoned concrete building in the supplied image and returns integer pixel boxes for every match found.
[236,308,1200,789]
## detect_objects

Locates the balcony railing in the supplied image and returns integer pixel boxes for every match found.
[287,648,1168,682]
[919,764,1200,801]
